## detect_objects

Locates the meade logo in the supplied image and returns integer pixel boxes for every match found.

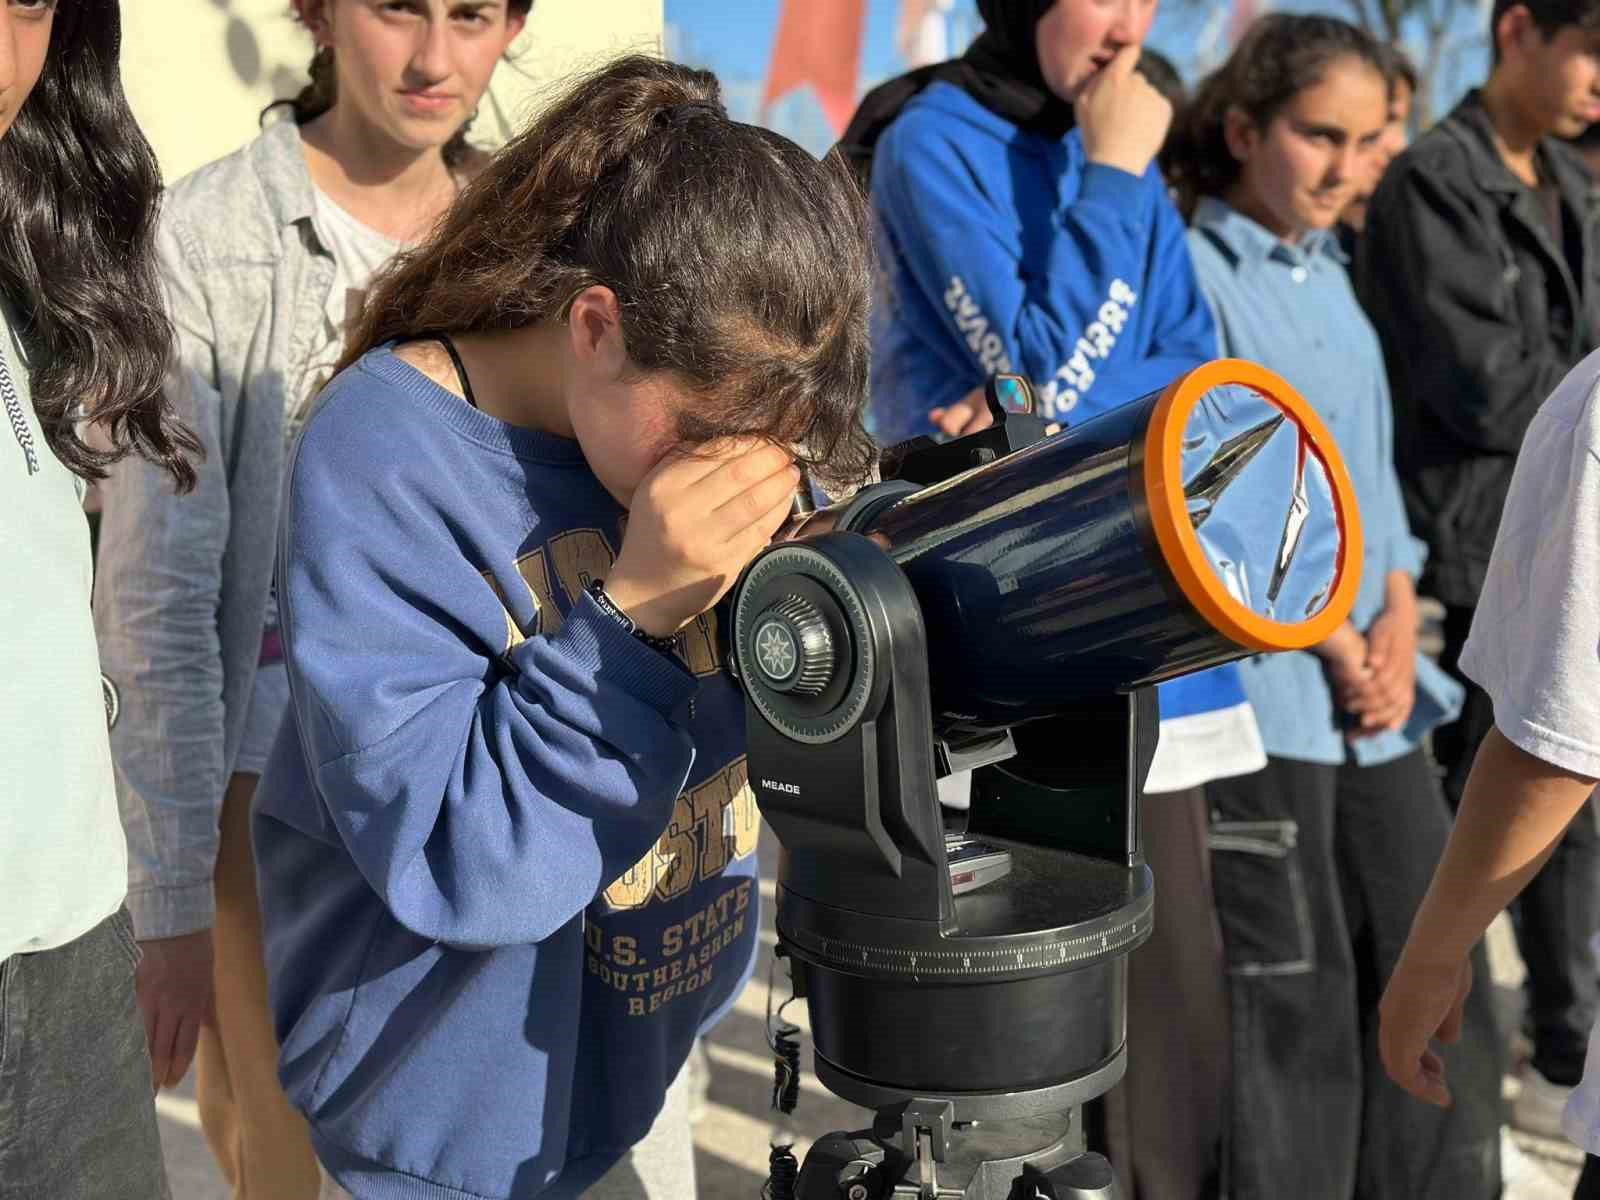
[761,779,801,795]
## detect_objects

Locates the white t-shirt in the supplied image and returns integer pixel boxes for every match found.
[0,306,127,960]
[291,188,407,452]
[1458,350,1600,1150]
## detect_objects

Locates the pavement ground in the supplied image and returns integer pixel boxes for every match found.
[154,835,1582,1198]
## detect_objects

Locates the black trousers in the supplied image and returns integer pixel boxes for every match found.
[1437,605,1600,1084]
[1207,751,1502,1200]
[1577,1155,1600,1199]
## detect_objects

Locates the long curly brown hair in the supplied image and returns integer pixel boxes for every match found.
[341,55,878,496]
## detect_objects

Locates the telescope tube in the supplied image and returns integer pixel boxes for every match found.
[855,360,1363,732]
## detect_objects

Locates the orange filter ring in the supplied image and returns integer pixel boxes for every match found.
[1141,358,1363,653]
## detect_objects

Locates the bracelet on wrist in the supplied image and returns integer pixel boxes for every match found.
[587,579,679,655]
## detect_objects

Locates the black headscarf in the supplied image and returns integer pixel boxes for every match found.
[838,0,1074,186]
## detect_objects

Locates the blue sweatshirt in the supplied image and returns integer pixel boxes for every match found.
[867,82,1261,789]
[867,81,1218,439]
[253,347,760,1200]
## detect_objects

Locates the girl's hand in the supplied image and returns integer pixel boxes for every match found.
[1075,43,1173,178]
[1317,621,1407,739]
[1317,623,1375,707]
[928,387,1063,438]
[606,440,799,637]
[1360,605,1418,734]
[929,386,994,437]
[1379,951,1473,1109]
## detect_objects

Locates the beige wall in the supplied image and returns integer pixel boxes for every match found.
[122,1,663,185]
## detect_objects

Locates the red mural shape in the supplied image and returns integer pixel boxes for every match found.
[760,0,870,135]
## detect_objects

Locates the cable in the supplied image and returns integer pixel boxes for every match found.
[770,1021,801,1115]
[763,948,804,1200]
[763,1145,799,1200]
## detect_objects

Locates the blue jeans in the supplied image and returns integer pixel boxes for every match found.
[0,908,169,1200]
[1207,751,1502,1200]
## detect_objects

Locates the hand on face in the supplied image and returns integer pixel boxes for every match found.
[1036,0,1159,103]
[1074,42,1172,178]
[605,439,800,638]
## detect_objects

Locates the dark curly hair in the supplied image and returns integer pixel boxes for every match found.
[0,0,199,487]
[341,56,877,495]
[1165,14,1385,220]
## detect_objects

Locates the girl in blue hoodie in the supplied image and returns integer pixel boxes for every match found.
[252,57,877,1200]
[846,0,1214,439]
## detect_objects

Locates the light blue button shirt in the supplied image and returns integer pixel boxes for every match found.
[1187,197,1462,766]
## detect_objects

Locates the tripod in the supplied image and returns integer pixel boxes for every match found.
[796,1089,1121,1199]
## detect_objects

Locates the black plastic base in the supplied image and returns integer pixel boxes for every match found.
[780,843,1150,1096]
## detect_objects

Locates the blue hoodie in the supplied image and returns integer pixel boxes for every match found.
[868,81,1261,789]
[867,81,1218,439]
[253,347,760,1200]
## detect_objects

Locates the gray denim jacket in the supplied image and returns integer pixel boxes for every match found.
[93,118,336,941]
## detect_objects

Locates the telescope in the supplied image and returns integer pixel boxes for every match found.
[723,360,1362,1199]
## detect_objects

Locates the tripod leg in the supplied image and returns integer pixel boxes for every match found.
[795,1123,1123,1199]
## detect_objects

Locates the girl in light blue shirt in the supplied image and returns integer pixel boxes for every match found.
[1165,15,1501,1200]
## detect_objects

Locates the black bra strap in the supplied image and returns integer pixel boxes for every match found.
[432,333,478,410]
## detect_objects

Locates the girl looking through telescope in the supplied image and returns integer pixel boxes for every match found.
[249,55,877,1200]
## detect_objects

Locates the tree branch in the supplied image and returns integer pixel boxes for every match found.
[1344,0,1376,32]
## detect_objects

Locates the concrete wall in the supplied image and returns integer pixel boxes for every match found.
[123,0,663,185]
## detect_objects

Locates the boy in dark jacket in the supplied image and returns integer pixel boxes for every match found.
[1355,0,1600,1138]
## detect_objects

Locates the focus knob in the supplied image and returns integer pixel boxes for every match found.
[750,594,835,696]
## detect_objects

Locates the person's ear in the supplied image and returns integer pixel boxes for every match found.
[1222,104,1257,165]
[503,5,529,48]
[567,286,627,379]
[297,0,334,47]
[1496,3,1538,65]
